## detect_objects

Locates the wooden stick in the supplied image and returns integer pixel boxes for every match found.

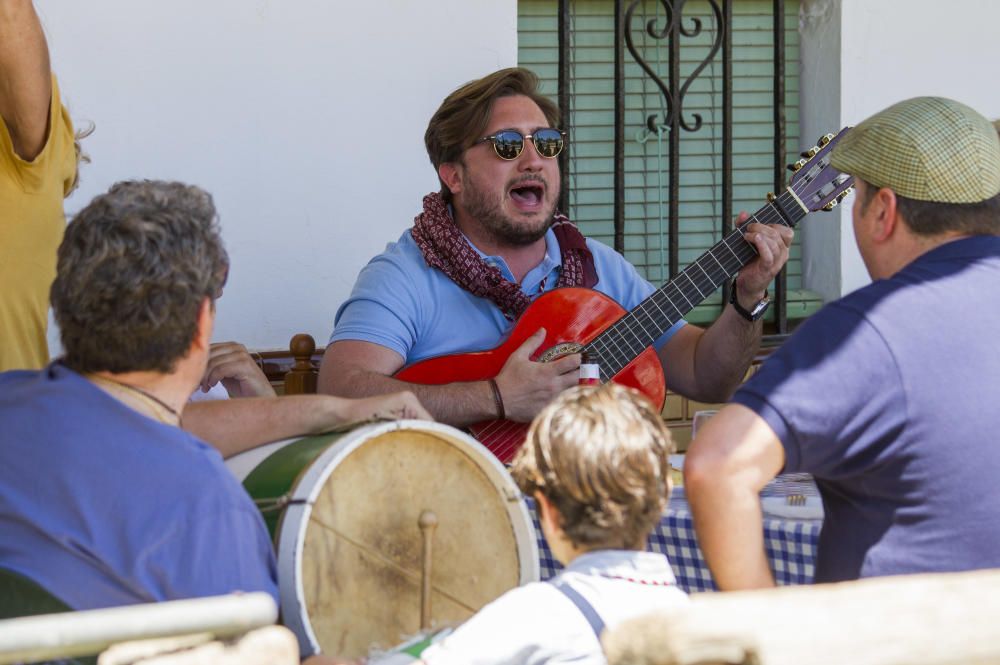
[418,510,439,631]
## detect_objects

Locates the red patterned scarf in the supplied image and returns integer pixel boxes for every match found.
[411,192,598,321]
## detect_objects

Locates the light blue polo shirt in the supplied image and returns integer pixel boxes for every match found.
[331,227,685,364]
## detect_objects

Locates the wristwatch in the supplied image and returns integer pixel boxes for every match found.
[729,288,770,322]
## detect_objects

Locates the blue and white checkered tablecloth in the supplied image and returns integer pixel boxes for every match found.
[529,473,822,593]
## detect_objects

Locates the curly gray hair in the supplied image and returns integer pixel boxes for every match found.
[51,180,229,374]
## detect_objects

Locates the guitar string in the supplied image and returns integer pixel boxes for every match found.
[478,197,792,456]
[481,164,845,456]
[477,420,524,461]
[589,188,806,374]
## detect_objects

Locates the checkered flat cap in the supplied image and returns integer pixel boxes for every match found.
[831,97,1000,204]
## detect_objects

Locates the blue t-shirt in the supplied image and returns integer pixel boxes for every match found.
[331,226,685,363]
[0,364,278,609]
[734,235,1000,582]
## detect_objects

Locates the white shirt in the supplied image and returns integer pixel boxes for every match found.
[421,550,689,665]
[188,381,230,402]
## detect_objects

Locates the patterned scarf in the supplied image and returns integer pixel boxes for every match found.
[411,192,598,321]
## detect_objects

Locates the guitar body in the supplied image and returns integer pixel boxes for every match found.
[395,287,665,463]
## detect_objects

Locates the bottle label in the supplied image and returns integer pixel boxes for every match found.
[578,363,601,386]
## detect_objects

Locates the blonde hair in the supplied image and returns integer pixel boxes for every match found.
[510,383,674,551]
[67,122,94,197]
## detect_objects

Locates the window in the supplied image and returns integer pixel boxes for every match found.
[519,0,821,326]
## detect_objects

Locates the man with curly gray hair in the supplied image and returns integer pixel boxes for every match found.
[0,180,278,612]
[0,181,427,645]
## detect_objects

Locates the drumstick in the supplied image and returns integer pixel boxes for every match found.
[419,510,439,630]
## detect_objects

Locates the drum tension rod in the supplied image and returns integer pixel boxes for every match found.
[253,495,309,513]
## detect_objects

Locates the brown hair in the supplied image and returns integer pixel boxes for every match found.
[857,178,1000,237]
[424,67,560,202]
[510,383,674,551]
[52,180,229,374]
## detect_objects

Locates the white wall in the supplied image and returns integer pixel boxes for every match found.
[37,0,517,353]
[801,0,1000,298]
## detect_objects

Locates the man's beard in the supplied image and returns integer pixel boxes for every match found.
[462,174,557,247]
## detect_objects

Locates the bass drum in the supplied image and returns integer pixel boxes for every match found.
[225,420,539,658]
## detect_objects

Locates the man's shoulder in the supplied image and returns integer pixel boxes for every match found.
[352,230,437,287]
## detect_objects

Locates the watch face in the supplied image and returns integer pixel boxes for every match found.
[751,299,770,317]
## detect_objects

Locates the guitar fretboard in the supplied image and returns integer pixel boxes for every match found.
[584,188,808,380]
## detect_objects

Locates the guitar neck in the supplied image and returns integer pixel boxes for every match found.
[586,188,808,379]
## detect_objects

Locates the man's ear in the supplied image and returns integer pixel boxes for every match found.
[869,187,900,243]
[192,297,214,353]
[438,162,463,197]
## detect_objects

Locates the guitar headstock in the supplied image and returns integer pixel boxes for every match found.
[787,128,855,212]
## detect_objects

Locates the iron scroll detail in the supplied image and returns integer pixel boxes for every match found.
[624,0,725,134]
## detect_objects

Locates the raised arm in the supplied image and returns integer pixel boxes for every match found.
[684,403,785,589]
[318,331,580,428]
[659,220,793,403]
[0,0,52,160]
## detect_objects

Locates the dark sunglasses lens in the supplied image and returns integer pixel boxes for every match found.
[533,129,564,158]
[493,131,524,160]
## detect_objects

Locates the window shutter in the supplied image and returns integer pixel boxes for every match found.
[519,0,822,325]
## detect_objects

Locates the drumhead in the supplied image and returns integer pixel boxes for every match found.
[273,420,538,658]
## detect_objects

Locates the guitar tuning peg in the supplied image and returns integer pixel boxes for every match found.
[786,158,807,173]
[822,199,839,211]
[838,187,854,201]
[817,133,835,147]
[800,146,820,158]
[766,192,776,202]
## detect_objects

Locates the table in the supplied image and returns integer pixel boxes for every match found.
[529,474,823,592]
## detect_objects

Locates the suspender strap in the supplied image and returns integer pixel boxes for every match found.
[549,580,606,640]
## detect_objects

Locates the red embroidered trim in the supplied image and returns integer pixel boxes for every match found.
[598,574,674,586]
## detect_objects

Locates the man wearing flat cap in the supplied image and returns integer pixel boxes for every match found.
[683,97,1000,587]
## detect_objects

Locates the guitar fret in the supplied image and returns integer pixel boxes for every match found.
[631,303,662,340]
[693,260,714,285]
[706,250,728,273]
[678,274,702,303]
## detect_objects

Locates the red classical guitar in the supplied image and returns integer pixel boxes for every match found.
[397,130,855,462]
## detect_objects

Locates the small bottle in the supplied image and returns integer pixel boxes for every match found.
[578,350,601,386]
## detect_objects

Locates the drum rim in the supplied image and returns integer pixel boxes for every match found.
[275,419,540,657]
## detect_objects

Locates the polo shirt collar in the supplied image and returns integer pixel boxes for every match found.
[459,224,562,291]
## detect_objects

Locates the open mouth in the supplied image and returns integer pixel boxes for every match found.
[508,183,545,210]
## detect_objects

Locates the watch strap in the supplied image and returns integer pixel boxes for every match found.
[729,288,770,322]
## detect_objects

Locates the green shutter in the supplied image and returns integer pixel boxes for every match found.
[518,0,822,325]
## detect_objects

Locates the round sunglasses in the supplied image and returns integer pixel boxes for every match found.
[475,128,567,160]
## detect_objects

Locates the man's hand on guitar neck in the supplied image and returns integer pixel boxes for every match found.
[733,215,795,305]
[494,328,581,423]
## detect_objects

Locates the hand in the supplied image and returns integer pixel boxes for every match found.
[734,213,794,303]
[341,391,433,423]
[200,341,276,398]
[495,328,580,423]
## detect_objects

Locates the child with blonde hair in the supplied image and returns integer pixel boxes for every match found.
[412,382,688,665]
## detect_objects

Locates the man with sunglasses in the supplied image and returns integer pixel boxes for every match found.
[320,67,792,431]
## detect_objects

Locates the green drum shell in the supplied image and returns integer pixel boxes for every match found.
[241,432,342,539]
